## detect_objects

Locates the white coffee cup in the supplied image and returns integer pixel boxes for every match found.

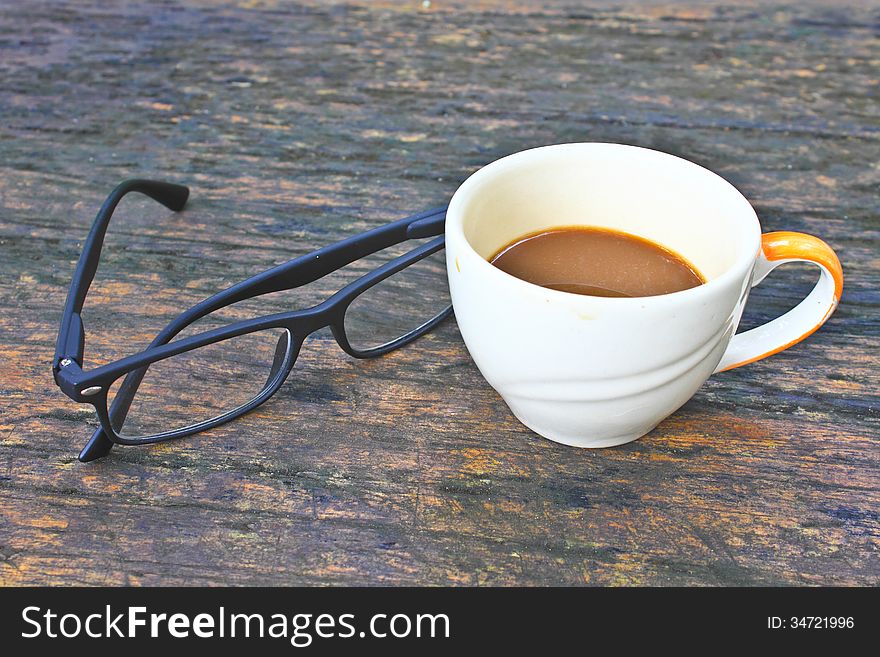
[445,143,843,447]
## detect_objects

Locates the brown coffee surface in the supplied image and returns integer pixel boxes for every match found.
[489,226,705,298]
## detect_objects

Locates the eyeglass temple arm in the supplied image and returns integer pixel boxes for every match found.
[213,206,447,304]
[78,204,446,462]
[53,179,189,372]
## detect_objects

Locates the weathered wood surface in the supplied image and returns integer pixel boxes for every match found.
[0,0,878,586]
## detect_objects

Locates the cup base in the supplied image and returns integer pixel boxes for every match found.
[509,408,654,449]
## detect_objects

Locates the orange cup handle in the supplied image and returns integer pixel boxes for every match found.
[714,231,843,373]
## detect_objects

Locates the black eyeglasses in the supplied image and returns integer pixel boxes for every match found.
[53,180,450,462]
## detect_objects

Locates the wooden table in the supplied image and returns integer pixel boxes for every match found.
[1,0,877,586]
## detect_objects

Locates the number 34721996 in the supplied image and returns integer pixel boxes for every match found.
[768,617,854,629]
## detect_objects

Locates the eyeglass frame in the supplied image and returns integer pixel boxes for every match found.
[53,179,450,463]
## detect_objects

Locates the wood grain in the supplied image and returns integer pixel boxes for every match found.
[0,0,877,586]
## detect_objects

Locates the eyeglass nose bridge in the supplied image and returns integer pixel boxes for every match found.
[286,295,351,352]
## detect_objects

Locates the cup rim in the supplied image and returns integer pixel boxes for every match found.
[446,142,761,304]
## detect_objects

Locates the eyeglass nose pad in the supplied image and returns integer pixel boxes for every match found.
[79,426,114,462]
[265,331,292,387]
